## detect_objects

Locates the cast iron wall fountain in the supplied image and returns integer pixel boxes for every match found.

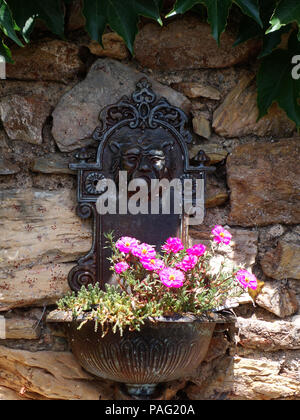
[48,79,230,399]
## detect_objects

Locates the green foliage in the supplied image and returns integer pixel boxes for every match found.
[57,233,245,336]
[168,0,262,43]
[258,31,300,127]
[0,0,299,126]
[267,0,300,41]
[82,0,163,53]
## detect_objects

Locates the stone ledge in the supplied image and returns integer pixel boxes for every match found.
[236,317,300,351]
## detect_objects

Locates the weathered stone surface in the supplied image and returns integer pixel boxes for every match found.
[31,153,76,175]
[134,17,260,71]
[190,228,258,270]
[0,95,52,145]
[88,33,129,59]
[0,188,92,271]
[0,80,74,109]
[173,82,221,100]
[213,74,296,138]
[261,241,300,280]
[0,263,72,311]
[189,143,228,165]
[2,317,41,340]
[0,386,27,400]
[52,58,191,152]
[6,40,84,83]
[0,346,112,400]
[186,352,300,400]
[227,139,300,227]
[0,158,20,175]
[192,115,211,139]
[237,318,300,351]
[206,177,228,208]
[229,355,300,400]
[0,188,92,310]
[256,281,299,318]
[204,334,231,363]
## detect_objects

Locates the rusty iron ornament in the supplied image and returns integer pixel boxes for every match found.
[68,78,215,292]
[55,80,225,398]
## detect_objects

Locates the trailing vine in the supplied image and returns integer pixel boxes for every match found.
[1,0,300,127]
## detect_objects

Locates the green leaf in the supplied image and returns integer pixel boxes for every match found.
[133,0,163,25]
[257,31,300,127]
[106,0,139,54]
[233,0,262,27]
[267,0,300,39]
[259,24,291,58]
[0,38,13,62]
[82,0,107,46]
[202,0,232,44]
[166,0,201,16]
[0,0,22,46]
[83,0,162,54]
[234,0,287,55]
[7,0,65,41]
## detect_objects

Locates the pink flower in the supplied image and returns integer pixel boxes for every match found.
[186,244,206,257]
[141,257,165,272]
[176,255,198,272]
[212,225,232,245]
[162,237,184,254]
[116,237,139,254]
[235,270,258,290]
[159,268,185,288]
[132,243,156,259]
[115,262,130,274]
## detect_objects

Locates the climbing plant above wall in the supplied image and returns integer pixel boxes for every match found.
[1,0,300,127]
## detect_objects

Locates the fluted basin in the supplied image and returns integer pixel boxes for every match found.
[47,311,233,398]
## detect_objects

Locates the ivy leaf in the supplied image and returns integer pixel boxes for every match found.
[133,0,163,25]
[267,0,300,40]
[83,0,162,54]
[233,0,262,27]
[7,0,65,41]
[166,0,201,16]
[257,31,300,128]
[167,0,232,44]
[202,0,232,44]
[234,0,287,57]
[106,0,139,55]
[82,0,107,46]
[0,38,13,62]
[259,24,291,58]
[0,0,23,46]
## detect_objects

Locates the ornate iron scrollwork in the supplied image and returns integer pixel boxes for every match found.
[68,79,215,292]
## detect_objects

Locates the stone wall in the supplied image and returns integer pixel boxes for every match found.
[0,10,299,400]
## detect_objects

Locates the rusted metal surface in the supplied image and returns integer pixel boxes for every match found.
[68,79,214,291]
[66,318,216,395]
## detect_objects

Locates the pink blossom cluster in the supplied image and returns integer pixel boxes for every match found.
[113,225,258,291]
[114,235,207,289]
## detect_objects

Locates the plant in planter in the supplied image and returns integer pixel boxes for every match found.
[55,225,257,398]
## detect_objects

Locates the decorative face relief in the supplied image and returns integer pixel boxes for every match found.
[109,127,176,187]
[68,79,215,292]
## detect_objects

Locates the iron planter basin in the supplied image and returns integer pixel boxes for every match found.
[47,311,233,398]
